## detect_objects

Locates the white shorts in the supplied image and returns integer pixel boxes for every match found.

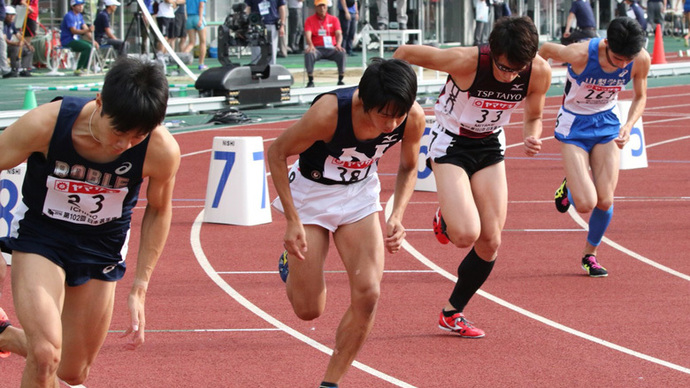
[271,164,382,232]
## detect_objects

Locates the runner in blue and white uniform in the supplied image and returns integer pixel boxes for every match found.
[0,57,180,386]
[539,17,650,277]
[395,16,551,338]
[268,58,425,387]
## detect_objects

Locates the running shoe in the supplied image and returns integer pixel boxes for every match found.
[278,251,289,283]
[432,207,450,245]
[438,310,485,338]
[581,254,608,277]
[554,178,571,213]
[0,307,11,358]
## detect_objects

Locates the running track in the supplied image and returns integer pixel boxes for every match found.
[1,86,690,387]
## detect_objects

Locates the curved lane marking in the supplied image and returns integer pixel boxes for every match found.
[190,210,416,388]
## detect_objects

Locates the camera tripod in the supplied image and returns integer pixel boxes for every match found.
[123,2,155,55]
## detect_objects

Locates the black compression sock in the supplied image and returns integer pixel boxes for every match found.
[319,382,338,388]
[448,248,495,311]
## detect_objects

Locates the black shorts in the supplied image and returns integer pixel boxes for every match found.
[428,129,504,178]
[23,19,37,38]
[1,219,128,287]
[157,17,176,39]
[173,12,186,38]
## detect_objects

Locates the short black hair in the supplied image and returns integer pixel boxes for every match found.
[489,16,539,67]
[100,57,169,135]
[358,57,417,118]
[607,17,646,58]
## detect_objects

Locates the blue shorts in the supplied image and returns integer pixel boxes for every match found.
[185,15,206,31]
[554,107,620,153]
[1,218,129,287]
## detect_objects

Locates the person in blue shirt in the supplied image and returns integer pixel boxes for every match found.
[94,0,128,57]
[182,0,208,70]
[539,17,650,277]
[561,0,597,45]
[60,0,97,75]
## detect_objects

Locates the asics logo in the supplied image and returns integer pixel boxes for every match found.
[115,162,133,175]
[102,264,117,274]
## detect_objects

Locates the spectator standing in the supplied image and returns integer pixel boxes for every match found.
[182,0,208,70]
[94,0,128,57]
[338,0,357,56]
[647,0,666,32]
[172,0,186,52]
[287,0,303,53]
[16,0,37,47]
[473,0,492,45]
[156,0,177,55]
[377,0,407,29]
[245,0,286,65]
[304,0,345,87]
[561,0,597,45]
[0,0,11,76]
[3,5,33,77]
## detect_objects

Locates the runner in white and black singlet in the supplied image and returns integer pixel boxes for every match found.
[268,58,425,388]
[539,17,649,277]
[394,16,551,338]
[0,57,180,386]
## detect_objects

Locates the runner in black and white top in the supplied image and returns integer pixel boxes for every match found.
[394,16,551,338]
[0,57,180,386]
[268,58,425,388]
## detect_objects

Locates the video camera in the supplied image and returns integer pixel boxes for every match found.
[217,3,271,76]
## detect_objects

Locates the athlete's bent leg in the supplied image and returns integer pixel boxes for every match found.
[431,161,481,248]
[58,279,117,385]
[11,252,67,387]
[286,225,331,321]
[325,213,385,384]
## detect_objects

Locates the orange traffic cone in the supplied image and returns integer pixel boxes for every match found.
[651,24,667,64]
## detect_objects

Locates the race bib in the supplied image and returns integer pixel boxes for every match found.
[459,97,516,133]
[43,176,128,226]
[322,155,377,183]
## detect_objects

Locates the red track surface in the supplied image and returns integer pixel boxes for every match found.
[2,86,690,387]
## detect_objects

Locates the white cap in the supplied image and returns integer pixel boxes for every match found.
[5,6,16,14]
[104,0,121,6]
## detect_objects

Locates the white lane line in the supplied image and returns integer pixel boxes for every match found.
[216,270,436,275]
[566,207,690,281]
[190,210,416,388]
[385,195,690,375]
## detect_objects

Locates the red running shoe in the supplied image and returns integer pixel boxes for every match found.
[438,310,485,338]
[0,307,11,358]
[432,207,450,245]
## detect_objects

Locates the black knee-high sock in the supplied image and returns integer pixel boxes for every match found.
[448,248,495,312]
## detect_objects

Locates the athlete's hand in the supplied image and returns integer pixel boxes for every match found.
[615,126,631,149]
[122,281,147,350]
[283,220,308,260]
[523,136,542,156]
[385,219,406,254]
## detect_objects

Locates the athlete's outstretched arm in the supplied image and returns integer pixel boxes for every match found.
[267,96,338,260]
[385,103,425,254]
[123,126,180,350]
